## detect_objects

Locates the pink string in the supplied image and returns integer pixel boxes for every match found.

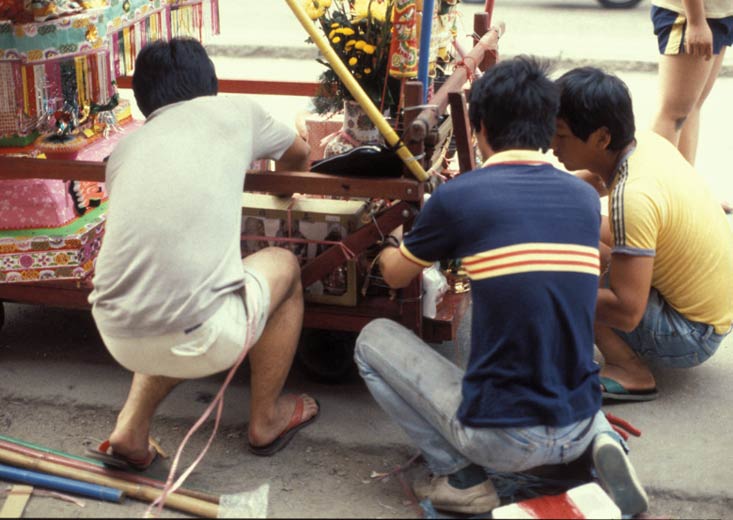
[240,234,357,261]
[145,301,261,517]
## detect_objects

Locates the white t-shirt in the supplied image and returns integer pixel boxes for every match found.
[89,95,296,337]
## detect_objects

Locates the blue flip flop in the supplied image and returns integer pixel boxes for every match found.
[600,376,658,402]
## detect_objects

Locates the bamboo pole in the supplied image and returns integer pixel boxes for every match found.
[0,438,220,505]
[0,447,219,518]
[0,434,104,467]
[284,0,429,182]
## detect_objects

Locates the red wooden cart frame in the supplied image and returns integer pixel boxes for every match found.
[0,10,501,348]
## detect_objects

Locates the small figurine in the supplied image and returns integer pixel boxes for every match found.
[36,101,86,160]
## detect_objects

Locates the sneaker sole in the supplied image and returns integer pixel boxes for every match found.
[592,436,649,516]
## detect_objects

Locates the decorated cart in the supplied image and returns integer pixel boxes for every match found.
[0,0,503,380]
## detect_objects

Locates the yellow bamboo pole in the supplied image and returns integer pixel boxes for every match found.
[285,0,429,182]
[0,447,219,518]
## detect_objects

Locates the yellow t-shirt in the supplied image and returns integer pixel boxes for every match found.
[608,131,733,334]
[652,0,733,18]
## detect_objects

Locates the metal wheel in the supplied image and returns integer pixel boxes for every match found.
[297,328,359,384]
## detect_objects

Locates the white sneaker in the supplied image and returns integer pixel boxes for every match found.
[592,433,649,516]
[413,475,500,514]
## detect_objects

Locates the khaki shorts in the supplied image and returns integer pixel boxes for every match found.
[102,268,271,379]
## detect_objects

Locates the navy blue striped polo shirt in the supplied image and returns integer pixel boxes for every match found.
[401,150,602,428]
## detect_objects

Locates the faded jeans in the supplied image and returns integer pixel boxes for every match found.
[354,318,617,475]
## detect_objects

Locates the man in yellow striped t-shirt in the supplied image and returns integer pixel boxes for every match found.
[553,67,733,402]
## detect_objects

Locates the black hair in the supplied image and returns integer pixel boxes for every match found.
[132,38,218,117]
[468,55,558,152]
[555,67,635,151]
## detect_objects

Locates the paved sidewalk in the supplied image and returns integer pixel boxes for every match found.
[208,0,733,74]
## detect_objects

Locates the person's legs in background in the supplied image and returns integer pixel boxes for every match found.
[651,51,725,164]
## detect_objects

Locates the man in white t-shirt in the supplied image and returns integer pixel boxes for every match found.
[88,38,317,465]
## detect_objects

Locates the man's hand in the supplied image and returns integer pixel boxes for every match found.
[575,169,608,197]
[685,20,713,60]
[682,0,712,60]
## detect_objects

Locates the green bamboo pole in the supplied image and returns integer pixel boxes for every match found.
[0,434,104,467]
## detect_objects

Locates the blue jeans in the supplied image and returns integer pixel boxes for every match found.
[614,289,729,369]
[354,318,617,476]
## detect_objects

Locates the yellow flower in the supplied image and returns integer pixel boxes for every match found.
[302,0,327,20]
[349,57,358,66]
[364,68,373,74]
[330,27,356,39]
[332,36,342,44]
[362,43,377,54]
[353,0,390,22]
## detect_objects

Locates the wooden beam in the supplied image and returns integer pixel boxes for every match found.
[244,170,424,201]
[115,77,320,97]
[0,157,105,182]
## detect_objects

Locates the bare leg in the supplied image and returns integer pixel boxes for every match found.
[677,49,726,164]
[599,215,612,268]
[109,374,182,458]
[595,324,656,391]
[240,247,318,447]
[651,53,721,162]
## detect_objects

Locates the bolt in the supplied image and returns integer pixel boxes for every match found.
[402,209,410,218]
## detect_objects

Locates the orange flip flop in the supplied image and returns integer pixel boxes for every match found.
[85,439,158,471]
[248,395,320,457]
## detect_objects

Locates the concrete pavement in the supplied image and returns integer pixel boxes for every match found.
[209,0,733,72]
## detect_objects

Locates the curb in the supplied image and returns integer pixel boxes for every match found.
[204,43,733,77]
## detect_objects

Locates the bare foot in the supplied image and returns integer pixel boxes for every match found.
[248,393,319,447]
[108,415,153,460]
[601,362,656,393]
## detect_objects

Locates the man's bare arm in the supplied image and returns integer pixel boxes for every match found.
[378,244,425,289]
[275,135,310,172]
[596,253,654,332]
[681,0,712,59]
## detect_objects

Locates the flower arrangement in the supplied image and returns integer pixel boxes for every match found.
[303,0,397,115]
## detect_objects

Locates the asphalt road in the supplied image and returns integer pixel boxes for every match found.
[1,0,733,517]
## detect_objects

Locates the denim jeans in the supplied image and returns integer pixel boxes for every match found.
[354,318,617,475]
[614,288,729,369]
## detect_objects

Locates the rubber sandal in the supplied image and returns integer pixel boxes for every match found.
[85,439,158,471]
[248,395,320,457]
[601,376,658,402]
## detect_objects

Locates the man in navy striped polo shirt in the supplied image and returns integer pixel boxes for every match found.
[354,56,648,516]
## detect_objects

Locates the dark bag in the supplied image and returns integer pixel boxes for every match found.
[310,145,404,178]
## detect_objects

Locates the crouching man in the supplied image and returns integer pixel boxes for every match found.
[552,67,733,401]
[354,56,648,516]
[88,38,318,466]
